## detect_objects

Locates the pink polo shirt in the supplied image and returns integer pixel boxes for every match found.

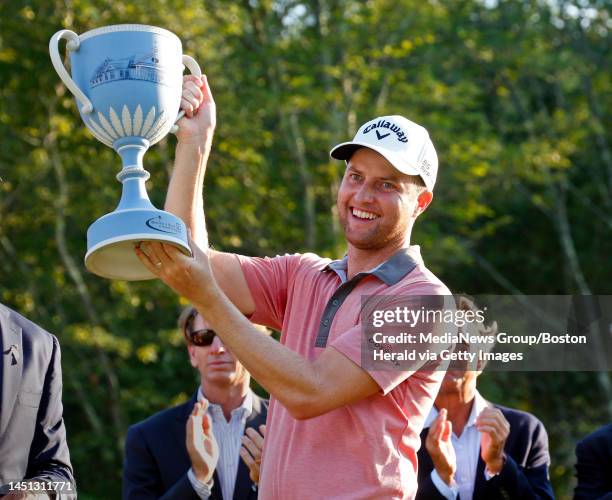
[237,247,450,499]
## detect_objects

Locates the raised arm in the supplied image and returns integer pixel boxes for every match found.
[166,75,254,315]
[135,241,382,420]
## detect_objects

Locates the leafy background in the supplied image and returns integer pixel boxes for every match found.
[0,0,610,498]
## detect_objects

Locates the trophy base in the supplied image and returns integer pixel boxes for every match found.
[85,208,192,281]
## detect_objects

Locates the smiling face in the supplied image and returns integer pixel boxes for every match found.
[337,147,432,253]
[187,313,249,390]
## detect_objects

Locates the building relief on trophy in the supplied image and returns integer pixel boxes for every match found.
[84,105,170,147]
[90,47,171,88]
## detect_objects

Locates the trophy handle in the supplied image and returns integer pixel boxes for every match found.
[170,55,203,133]
[49,29,94,114]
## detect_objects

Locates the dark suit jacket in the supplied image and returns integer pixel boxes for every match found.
[574,423,612,500]
[0,303,75,495]
[123,391,268,500]
[417,404,554,500]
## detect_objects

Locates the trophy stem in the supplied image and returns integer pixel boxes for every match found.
[114,137,154,211]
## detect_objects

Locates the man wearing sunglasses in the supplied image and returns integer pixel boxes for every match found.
[122,306,268,500]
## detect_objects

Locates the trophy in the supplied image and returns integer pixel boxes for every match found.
[49,24,201,280]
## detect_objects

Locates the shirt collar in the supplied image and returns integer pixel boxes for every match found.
[423,390,488,429]
[324,246,423,285]
[326,256,348,282]
[197,386,254,419]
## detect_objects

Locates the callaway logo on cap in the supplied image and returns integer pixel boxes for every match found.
[329,115,439,191]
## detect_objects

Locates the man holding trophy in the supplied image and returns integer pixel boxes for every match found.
[48,23,450,498]
[134,72,451,498]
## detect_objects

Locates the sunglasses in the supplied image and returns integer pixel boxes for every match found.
[188,328,217,346]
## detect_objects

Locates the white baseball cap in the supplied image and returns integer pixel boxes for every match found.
[329,115,438,191]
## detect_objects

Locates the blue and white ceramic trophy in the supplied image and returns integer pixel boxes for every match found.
[50,24,200,280]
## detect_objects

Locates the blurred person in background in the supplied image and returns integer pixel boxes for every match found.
[416,297,554,500]
[122,306,267,500]
[0,303,75,499]
[574,423,612,500]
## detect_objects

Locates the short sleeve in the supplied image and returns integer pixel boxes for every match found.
[330,291,453,395]
[236,253,303,331]
[330,324,438,395]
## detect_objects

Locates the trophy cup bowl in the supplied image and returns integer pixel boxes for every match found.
[49,24,200,280]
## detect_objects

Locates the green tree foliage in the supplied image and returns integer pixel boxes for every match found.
[0,1,609,497]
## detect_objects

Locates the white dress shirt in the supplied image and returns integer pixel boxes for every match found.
[189,388,253,500]
[423,391,493,500]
